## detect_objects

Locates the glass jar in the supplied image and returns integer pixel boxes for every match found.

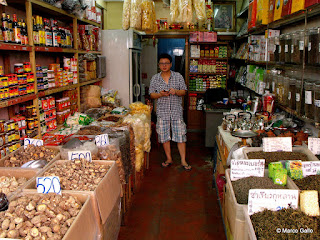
[314,83,320,122]
[282,76,290,106]
[269,35,275,62]
[296,80,302,114]
[288,78,296,110]
[274,36,280,62]
[280,34,286,63]
[285,33,292,63]
[307,27,319,65]
[277,75,284,104]
[304,80,315,119]
[291,30,304,64]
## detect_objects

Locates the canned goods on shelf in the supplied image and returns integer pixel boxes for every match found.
[23,62,31,73]
[14,63,24,74]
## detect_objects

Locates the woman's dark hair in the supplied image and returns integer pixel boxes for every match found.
[158,53,172,63]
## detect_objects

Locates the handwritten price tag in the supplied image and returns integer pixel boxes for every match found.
[68,151,92,161]
[95,134,110,147]
[308,137,320,155]
[231,159,265,181]
[36,176,61,194]
[263,137,292,152]
[24,138,44,149]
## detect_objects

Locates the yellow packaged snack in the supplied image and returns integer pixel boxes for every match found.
[256,0,269,26]
[291,0,305,13]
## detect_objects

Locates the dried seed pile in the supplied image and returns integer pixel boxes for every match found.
[0,176,27,195]
[247,151,309,167]
[4,145,57,167]
[43,159,111,191]
[294,175,320,191]
[0,193,82,239]
[232,177,286,204]
[250,208,320,239]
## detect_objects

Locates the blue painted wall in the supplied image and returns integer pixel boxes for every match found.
[157,38,185,71]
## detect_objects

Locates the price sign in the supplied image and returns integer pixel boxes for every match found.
[24,138,43,149]
[248,189,299,215]
[68,151,92,161]
[230,159,265,181]
[36,176,61,194]
[308,137,320,155]
[263,137,292,152]
[302,162,312,177]
[95,134,110,147]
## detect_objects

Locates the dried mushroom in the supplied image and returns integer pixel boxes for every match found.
[0,193,82,239]
[0,176,27,195]
[43,159,111,191]
[4,145,58,167]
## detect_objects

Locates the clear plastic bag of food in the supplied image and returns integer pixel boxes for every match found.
[179,0,193,23]
[141,0,156,31]
[0,0,7,6]
[170,0,180,22]
[60,140,98,159]
[193,0,206,21]
[122,0,131,30]
[130,0,142,30]
[129,101,151,117]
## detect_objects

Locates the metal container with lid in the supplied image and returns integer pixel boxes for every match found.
[288,77,297,110]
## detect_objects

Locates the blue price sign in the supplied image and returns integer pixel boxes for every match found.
[95,134,109,147]
[24,138,43,149]
[68,151,92,161]
[36,176,61,194]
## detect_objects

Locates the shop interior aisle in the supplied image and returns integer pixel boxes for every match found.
[118,133,226,240]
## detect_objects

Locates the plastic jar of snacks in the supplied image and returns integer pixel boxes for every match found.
[314,83,320,122]
[291,30,305,64]
[295,79,302,115]
[304,80,315,119]
[285,33,292,63]
[307,27,319,65]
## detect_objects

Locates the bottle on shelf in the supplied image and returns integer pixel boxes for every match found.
[39,16,45,46]
[57,26,62,47]
[2,13,9,43]
[13,14,21,44]
[44,18,52,47]
[21,20,28,45]
[52,20,59,47]
[7,14,13,43]
[33,17,39,46]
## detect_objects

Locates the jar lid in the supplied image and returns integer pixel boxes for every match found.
[14,63,23,67]
[23,62,30,65]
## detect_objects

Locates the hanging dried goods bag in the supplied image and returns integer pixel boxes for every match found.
[130,0,143,30]
[179,0,193,23]
[170,0,180,23]
[141,0,156,31]
[193,0,206,21]
[122,0,131,30]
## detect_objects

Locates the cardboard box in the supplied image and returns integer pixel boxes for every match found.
[256,0,269,26]
[203,32,217,42]
[18,191,101,240]
[189,31,204,42]
[0,168,38,199]
[25,160,121,225]
[0,146,60,169]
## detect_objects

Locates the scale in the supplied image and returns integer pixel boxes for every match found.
[231,130,257,147]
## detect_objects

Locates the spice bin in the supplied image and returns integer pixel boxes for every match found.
[288,77,297,110]
[295,79,302,115]
[291,30,305,64]
[307,27,320,65]
[304,80,315,119]
[279,34,286,63]
[285,33,292,63]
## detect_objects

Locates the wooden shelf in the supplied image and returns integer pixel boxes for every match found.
[0,94,37,109]
[190,57,228,60]
[0,43,32,51]
[29,0,74,19]
[35,46,77,53]
[79,79,102,86]
[190,72,227,75]
[38,84,78,97]
[278,104,317,125]
[78,18,101,27]
[78,50,102,54]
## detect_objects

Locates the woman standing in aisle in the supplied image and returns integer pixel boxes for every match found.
[149,53,191,171]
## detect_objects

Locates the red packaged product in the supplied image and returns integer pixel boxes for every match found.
[269,0,276,23]
[48,97,55,109]
[248,0,257,30]
[281,0,292,17]
[305,0,320,7]
[41,98,49,110]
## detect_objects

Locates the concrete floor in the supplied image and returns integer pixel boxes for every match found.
[118,132,226,240]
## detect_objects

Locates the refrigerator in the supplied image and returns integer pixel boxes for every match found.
[102,29,143,107]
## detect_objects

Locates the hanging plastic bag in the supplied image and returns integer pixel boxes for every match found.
[170,0,180,23]
[193,0,206,21]
[179,0,193,23]
[130,0,142,30]
[122,0,131,30]
[0,0,7,6]
[141,0,156,31]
